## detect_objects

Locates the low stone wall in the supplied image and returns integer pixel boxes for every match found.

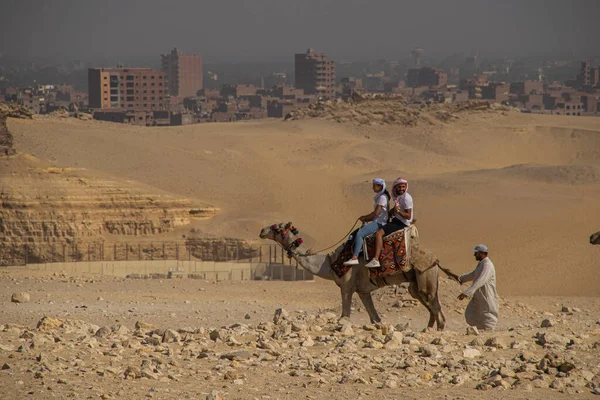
[18,260,313,281]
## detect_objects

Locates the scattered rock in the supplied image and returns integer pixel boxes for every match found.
[541,319,555,328]
[135,321,156,331]
[273,308,289,325]
[462,348,482,359]
[466,326,479,336]
[221,350,251,361]
[206,391,223,400]
[36,316,63,332]
[11,292,30,303]
[162,329,180,343]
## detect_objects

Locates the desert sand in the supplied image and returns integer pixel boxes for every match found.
[1,108,600,399]
[8,110,600,295]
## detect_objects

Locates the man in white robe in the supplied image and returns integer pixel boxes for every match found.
[457,244,499,330]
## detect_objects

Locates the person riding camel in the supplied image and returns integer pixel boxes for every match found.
[366,177,413,268]
[343,178,391,266]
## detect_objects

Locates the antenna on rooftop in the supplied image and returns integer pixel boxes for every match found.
[410,48,424,66]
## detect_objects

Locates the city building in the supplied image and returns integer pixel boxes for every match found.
[88,67,168,112]
[161,48,203,98]
[294,49,336,99]
[406,67,447,88]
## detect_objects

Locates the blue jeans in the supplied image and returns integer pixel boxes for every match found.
[352,222,381,257]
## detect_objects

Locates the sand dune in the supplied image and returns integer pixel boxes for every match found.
[8,112,600,296]
[462,163,600,185]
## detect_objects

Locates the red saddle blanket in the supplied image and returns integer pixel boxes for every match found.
[330,229,409,278]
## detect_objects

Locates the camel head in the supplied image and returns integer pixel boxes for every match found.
[259,222,304,255]
[591,231,600,245]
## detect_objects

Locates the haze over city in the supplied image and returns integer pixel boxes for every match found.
[2,0,600,63]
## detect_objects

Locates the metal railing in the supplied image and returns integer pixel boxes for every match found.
[2,241,300,265]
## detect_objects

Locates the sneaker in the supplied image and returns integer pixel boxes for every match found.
[365,259,381,268]
[343,258,359,266]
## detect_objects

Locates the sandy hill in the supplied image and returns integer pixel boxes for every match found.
[6,110,600,296]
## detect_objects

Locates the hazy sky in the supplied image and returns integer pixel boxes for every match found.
[2,0,599,64]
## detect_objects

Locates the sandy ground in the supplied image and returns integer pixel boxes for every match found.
[2,111,600,399]
[8,113,600,296]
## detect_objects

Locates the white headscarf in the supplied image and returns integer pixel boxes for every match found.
[392,177,408,202]
[373,178,386,201]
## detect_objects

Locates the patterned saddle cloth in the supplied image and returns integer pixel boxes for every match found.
[330,229,409,278]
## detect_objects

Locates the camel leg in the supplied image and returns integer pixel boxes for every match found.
[415,268,446,331]
[340,289,353,319]
[357,292,381,324]
[408,281,436,328]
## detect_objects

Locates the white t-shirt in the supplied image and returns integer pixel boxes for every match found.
[393,193,413,226]
[372,195,389,225]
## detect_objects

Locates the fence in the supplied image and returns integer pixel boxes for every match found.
[1,241,312,281]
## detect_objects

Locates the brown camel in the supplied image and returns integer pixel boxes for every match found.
[259,222,458,331]
[591,231,600,245]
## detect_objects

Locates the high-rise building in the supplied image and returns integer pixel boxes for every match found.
[577,61,592,87]
[294,49,336,99]
[161,48,203,98]
[88,67,168,111]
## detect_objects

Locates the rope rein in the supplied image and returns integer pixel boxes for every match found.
[299,218,361,256]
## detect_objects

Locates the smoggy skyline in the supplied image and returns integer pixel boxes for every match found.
[2,0,599,64]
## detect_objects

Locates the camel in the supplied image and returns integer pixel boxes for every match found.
[259,222,458,331]
[591,231,600,245]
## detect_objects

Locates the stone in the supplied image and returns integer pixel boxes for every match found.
[485,337,507,349]
[541,319,555,328]
[462,348,482,359]
[135,321,156,331]
[419,345,437,357]
[301,337,315,347]
[36,316,63,332]
[95,326,111,338]
[451,374,470,385]
[209,329,226,342]
[537,332,569,346]
[221,350,251,361]
[466,326,479,336]
[124,366,141,379]
[273,308,289,325]
[339,324,354,337]
[162,329,181,343]
[557,362,576,373]
[384,379,398,389]
[206,391,223,400]
[379,324,394,336]
[499,366,516,378]
[141,368,158,380]
[1,363,10,370]
[291,322,307,332]
[11,293,30,303]
[244,314,251,320]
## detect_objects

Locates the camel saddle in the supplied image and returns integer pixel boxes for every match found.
[331,228,411,278]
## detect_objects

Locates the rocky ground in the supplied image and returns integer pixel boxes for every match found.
[286,95,516,126]
[1,269,599,399]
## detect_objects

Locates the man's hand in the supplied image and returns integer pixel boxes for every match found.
[457,293,469,301]
[447,272,460,283]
